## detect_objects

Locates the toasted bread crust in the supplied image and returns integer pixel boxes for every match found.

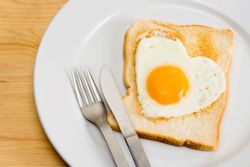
[107,19,233,151]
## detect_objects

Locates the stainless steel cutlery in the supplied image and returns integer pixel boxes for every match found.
[70,67,150,167]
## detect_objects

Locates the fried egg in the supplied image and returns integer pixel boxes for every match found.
[136,37,226,118]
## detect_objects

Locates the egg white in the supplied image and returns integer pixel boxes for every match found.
[136,37,226,118]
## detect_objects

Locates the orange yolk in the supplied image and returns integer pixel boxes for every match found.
[146,66,189,105]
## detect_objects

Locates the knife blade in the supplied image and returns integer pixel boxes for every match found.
[100,66,151,167]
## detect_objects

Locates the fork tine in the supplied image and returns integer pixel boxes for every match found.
[78,68,95,105]
[75,69,90,106]
[85,68,102,102]
[71,69,84,108]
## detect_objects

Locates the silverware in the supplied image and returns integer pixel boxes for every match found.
[100,66,151,167]
[70,67,129,167]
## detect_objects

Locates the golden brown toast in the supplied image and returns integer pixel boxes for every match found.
[107,19,233,151]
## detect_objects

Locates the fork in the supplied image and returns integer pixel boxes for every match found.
[70,67,129,167]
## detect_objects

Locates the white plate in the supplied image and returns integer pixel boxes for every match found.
[34,0,250,166]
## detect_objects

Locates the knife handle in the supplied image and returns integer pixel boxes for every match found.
[126,135,151,167]
[99,121,129,167]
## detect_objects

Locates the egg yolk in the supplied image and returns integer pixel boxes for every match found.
[146,66,189,105]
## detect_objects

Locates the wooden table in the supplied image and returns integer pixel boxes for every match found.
[0,0,68,166]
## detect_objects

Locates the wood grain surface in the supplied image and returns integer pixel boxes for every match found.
[0,0,68,166]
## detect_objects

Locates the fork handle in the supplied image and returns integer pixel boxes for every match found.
[99,121,129,167]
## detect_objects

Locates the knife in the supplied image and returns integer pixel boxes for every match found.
[100,66,151,167]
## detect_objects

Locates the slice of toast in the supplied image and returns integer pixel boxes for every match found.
[107,19,233,151]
